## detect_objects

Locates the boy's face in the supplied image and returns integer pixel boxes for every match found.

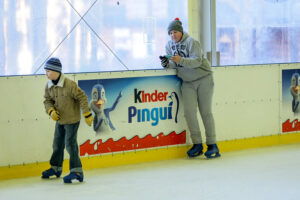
[45,69,60,80]
[169,30,183,43]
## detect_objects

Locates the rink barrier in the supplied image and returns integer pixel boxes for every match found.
[0,132,300,181]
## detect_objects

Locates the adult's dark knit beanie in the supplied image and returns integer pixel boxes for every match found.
[168,17,183,34]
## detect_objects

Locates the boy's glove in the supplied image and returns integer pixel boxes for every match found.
[83,112,94,126]
[159,56,169,68]
[48,108,60,121]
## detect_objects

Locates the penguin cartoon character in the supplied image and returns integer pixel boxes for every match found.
[290,73,300,115]
[90,84,122,134]
[168,92,179,123]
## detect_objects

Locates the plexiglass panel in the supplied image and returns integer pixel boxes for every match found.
[0,0,188,76]
[216,0,300,66]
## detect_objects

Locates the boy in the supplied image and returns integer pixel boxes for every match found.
[42,57,94,183]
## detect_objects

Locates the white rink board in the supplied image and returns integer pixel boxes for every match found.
[0,64,295,166]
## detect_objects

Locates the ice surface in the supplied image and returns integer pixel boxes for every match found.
[0,143,300,200]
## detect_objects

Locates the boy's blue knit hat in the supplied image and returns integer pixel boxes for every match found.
[44,57,62,73]
[168,18,183,34]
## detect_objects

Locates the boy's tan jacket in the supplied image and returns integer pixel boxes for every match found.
[44,74,90,125]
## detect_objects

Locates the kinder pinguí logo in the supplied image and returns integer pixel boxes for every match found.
[128,88,179,126]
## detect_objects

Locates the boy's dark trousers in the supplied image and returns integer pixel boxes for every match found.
[49,121,83,173]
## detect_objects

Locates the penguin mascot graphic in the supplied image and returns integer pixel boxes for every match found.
[90,84,122,134]
[168,92,179,123]
[290,73,300,115]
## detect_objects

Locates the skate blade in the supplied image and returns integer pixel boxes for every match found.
[187,152,203,158]
[41,175,61,179]
[63,177,84,184]
[64,180,72,184]
[205,152,221,159]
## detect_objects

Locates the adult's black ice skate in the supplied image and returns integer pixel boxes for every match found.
[205,144,221,159]
[187,144,203,158]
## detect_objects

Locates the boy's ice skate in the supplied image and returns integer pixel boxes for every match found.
[63,172,84,183]
[187,144,203,158]
[205,144,221,159]
[41,168,62,179]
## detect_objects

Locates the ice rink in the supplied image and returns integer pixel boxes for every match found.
[0,143,300,200]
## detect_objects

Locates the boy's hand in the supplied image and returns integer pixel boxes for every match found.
[84,112,94,126]
[48,108,60,121]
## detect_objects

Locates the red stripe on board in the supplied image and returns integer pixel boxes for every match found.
[282,119,300,133]
[80,131,186,156]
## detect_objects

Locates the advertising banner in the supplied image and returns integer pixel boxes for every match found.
[78,75,187,156]
[282,69,300,133]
